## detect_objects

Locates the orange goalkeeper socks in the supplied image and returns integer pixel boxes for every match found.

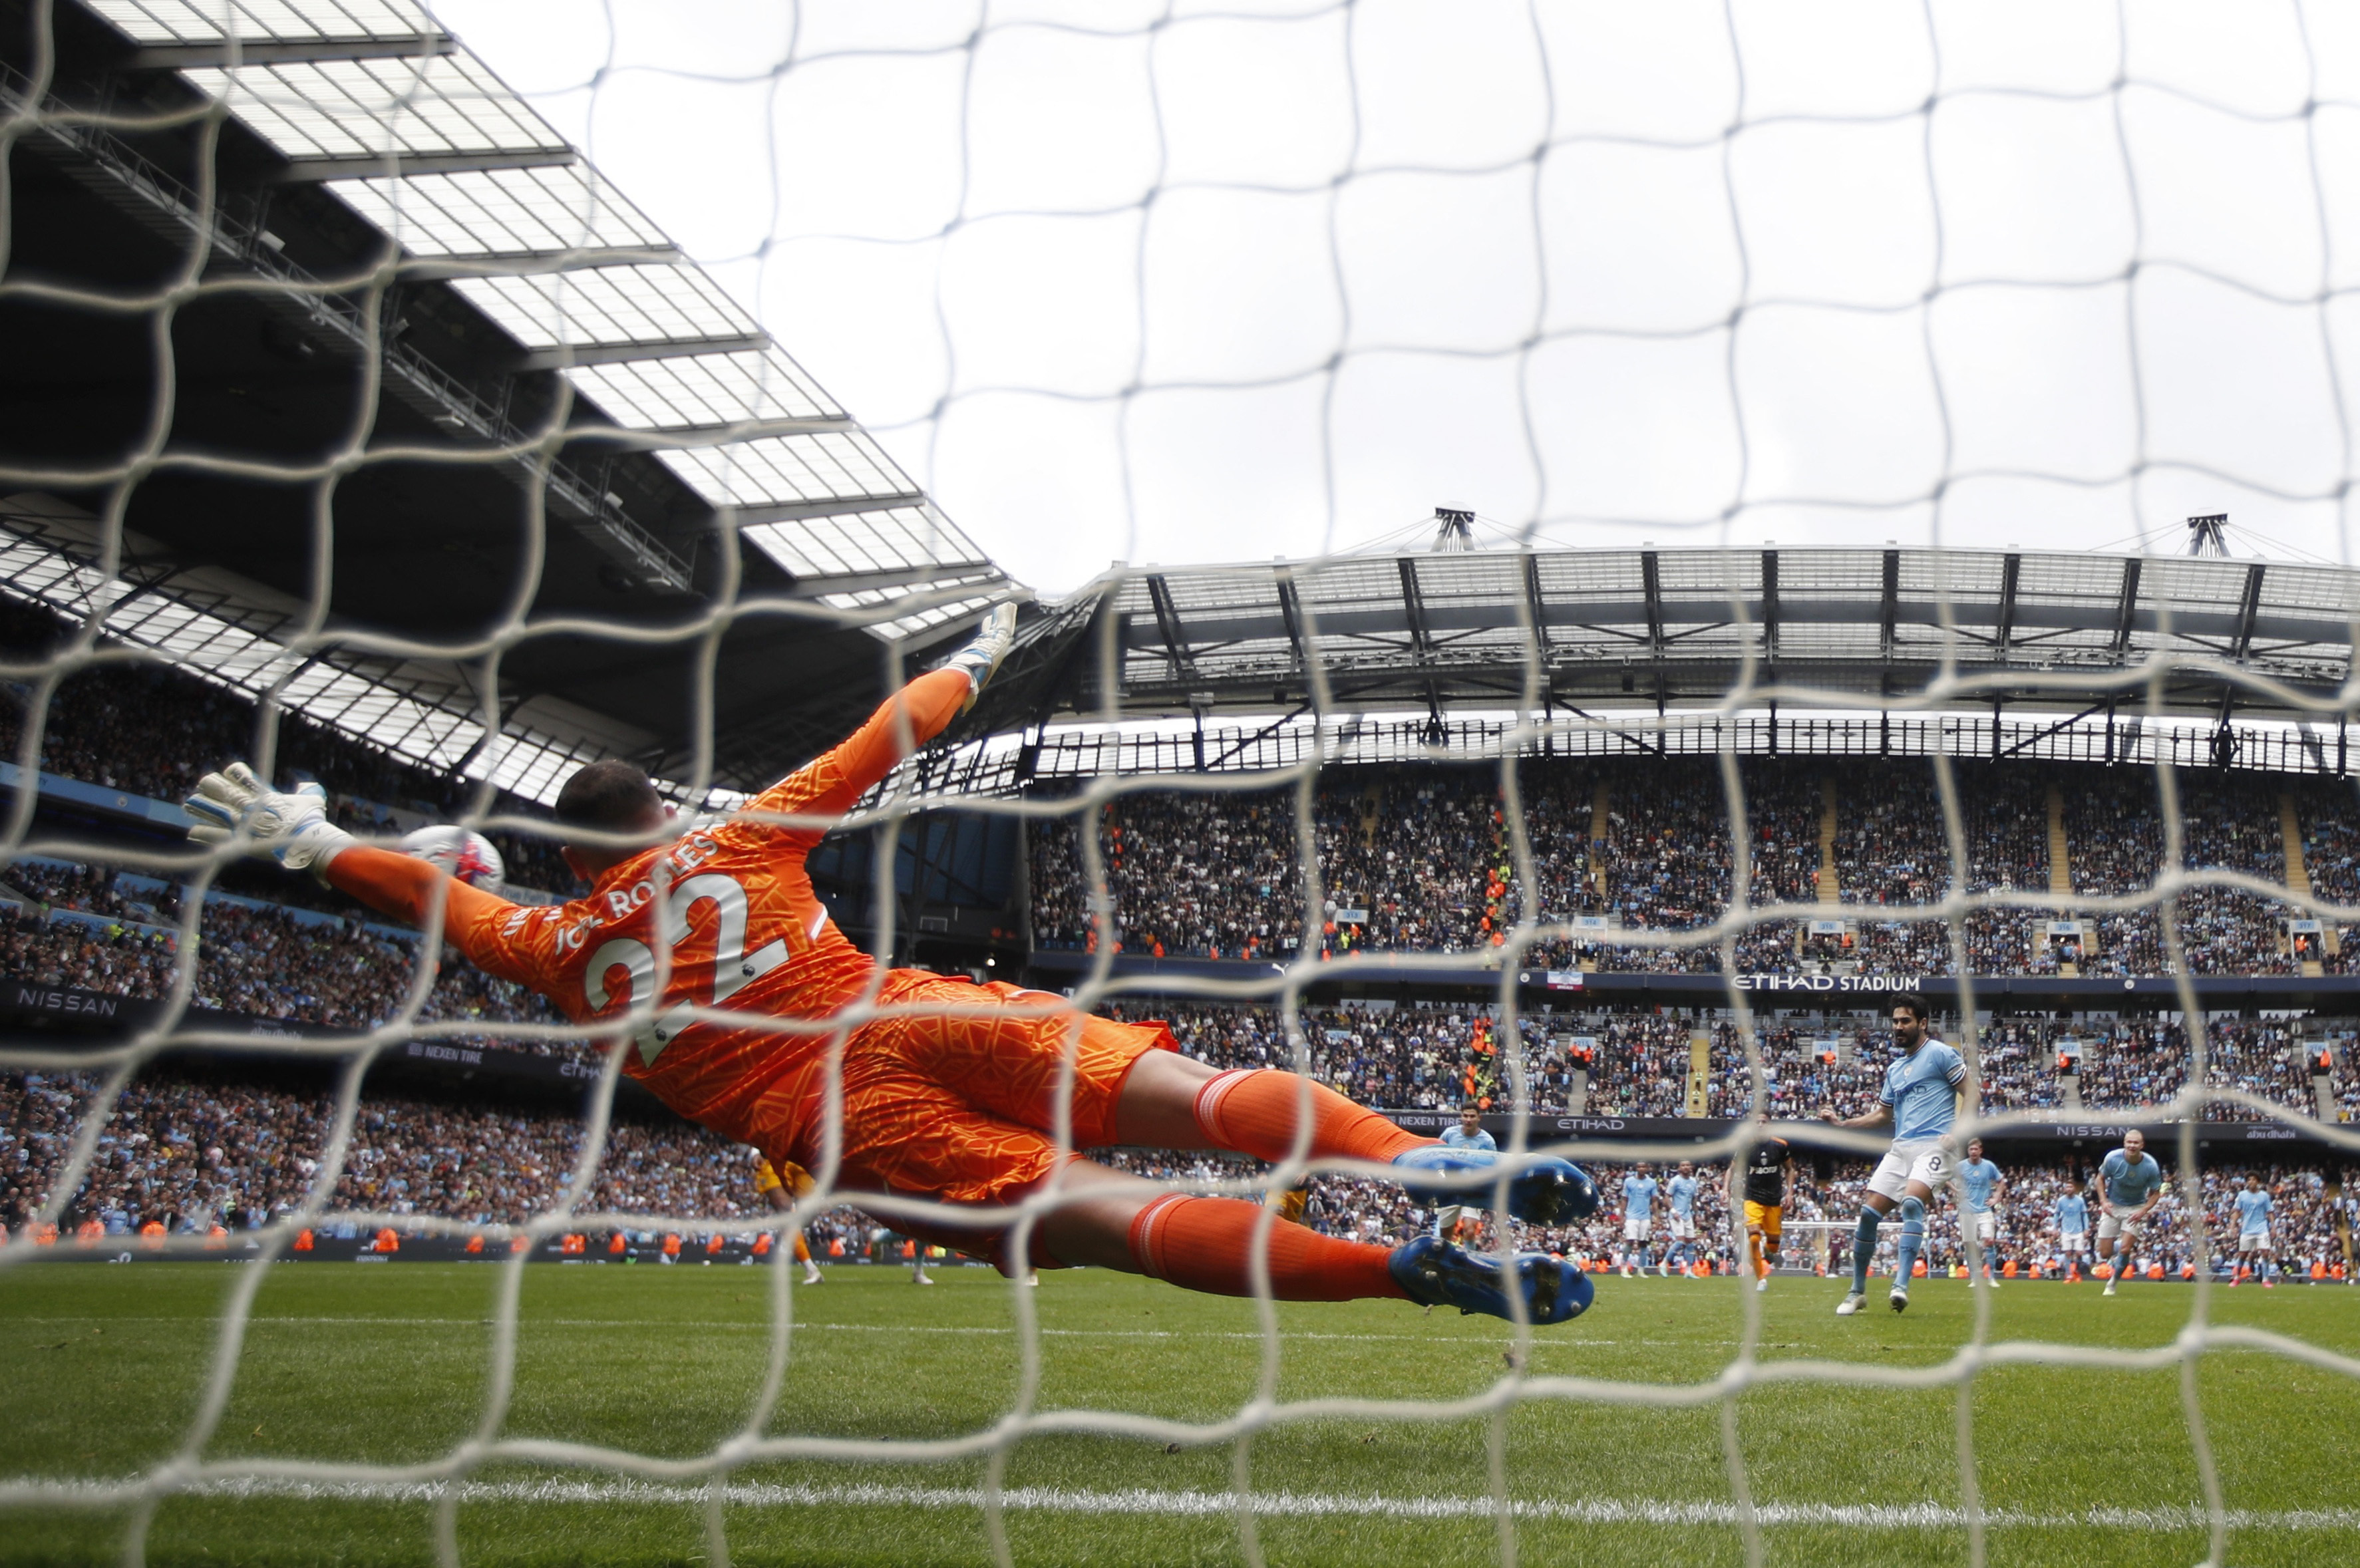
[1191,1068,1429,1166]
[1127,1193,1406,1301]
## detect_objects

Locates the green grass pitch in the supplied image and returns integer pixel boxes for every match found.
[1,1260,2355,1566]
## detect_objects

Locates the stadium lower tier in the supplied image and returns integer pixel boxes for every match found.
[3,1068,2349,1283]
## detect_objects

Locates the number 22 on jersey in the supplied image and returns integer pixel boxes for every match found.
[581,873,789,1065]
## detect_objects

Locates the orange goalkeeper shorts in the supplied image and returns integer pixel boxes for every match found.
[770,969,1174,1269]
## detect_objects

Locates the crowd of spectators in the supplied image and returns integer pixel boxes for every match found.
[3,1064,2349,1282]
[1028,758,2354,979]
[1096,996,2345,1122]
[2,858,572,1046]
[1,599,583,900]
[0,1070,873,1256]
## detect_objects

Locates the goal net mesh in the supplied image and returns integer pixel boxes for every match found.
[3,2,2359,1565]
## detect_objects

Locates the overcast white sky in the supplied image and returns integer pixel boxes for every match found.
[431,0,2360,597]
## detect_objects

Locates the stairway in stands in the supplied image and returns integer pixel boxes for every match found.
[1816,778,1840,905]
[2046,783,2079,977]
[2278,792,2326,977]
[1584,780,1611,971]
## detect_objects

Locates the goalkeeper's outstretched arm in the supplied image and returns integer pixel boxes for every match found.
[178,605,1020,983]
[744,603,1018,830]
[182,763,530,980]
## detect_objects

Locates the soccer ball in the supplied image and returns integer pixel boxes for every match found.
[399,826,506,895]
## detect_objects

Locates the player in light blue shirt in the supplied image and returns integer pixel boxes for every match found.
[2093,1129,2165,1297]
[1430,1105,1496,1241]
[2053,1189,2089,1273]
[1620,1165,1659,1276]
[1955,1138,2003,1288]
[1662,1161,1702,1277]
[2230,1175,2277,1288]
[1820,993,1967,1316]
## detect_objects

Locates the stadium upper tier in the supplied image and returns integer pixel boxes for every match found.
[1026,755,2360,981]
[964,543,2360,742]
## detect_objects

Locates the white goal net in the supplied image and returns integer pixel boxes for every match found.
[4,3,2360,1567]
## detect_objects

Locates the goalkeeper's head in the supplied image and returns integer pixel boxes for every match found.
[554,760,672,881]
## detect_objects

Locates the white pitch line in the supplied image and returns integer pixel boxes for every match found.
[3,1475,2353,1532]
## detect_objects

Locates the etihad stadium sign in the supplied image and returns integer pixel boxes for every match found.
[1729,973,1928,994]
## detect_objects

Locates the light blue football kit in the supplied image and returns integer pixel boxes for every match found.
[2232,1185,2279,1281]
[2055,1191,2089,1247]
[1427,1122,1498,1234]
[1884,1042,1968,1143]
[2098,1148,2164,1211]
[1955,1155,2002,1279]
[1663,1172,1702,1265]
[1958,1158,2000,1213]
[1849,1038,1967,1302]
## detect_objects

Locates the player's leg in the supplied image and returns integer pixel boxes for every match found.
[792,1229,823,1285]
[2098,1214,2128,1295]
[1038,1159,1585,1319]
[1841,1152,1908,1314]
[1891,1183,1930,1308]
[788,1015,1589,1323]
[1126,1052,1597,1224]
[896,975,1598,1226]
[1759,1205,1782,1289]
[1886,1145,1951,1311]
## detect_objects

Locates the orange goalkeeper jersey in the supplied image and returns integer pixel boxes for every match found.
[325,668,972,1148]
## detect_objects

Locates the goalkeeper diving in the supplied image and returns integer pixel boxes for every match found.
[182,609,1599,1324]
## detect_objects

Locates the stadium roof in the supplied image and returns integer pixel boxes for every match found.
[1,0,1019,800]
[961,543,2360,744]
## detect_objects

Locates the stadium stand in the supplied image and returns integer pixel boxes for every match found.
[7,612,2359,1120]
[4,534,2356,1297]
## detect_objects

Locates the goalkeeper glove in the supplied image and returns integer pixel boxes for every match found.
[941,602,1019,715]
[183,763,355,882]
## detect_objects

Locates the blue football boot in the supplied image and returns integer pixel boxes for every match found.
[1388,1235,1594,1325]
[1391,1146,1600,1225]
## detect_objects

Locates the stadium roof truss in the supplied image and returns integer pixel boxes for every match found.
[5,0,1023,796]
[0,493,649,804]
[960,546,2360,746]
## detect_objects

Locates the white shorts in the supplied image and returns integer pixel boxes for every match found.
[1623,1217,1652,1242]
[1969,1209,1997,1245]
[2238,1229,2272,1252]
[1866,1140,1951,1203]
[1669,1214,1696,1240]
[2097,1211,2139,1243]
[2059,1228,2087,1253]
